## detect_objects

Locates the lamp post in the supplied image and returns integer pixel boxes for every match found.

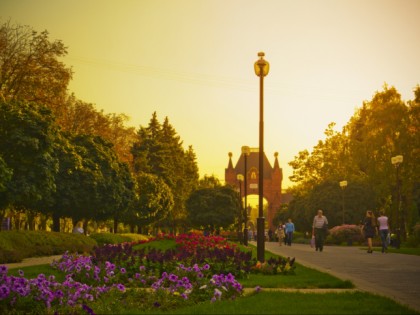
[237,174,244,244]
[391,155,403,249]
[254,52,269,262]
[242,146,250,245]
[339,180,347,225]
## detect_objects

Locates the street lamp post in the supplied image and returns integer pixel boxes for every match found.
[237,174,244,244]
[339,180,347,225]
[242,146,250,246]
[254,52,269,262]
[391,155,403,249]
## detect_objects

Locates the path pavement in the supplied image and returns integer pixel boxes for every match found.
[255,241,420,313]
[3,255,62,269]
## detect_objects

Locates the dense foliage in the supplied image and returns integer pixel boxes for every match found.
[0,21,199,234]
[288,85,420,237]
[186,186,241,232]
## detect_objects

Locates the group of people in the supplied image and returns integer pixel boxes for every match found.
[363,210,390,253]
[276,209,390,254]
[276,218,295,246]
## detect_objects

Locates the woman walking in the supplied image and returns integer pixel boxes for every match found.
[363,210,377,253]
[377,210,390,253]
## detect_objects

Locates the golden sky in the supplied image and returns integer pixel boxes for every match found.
[2,0,420,189]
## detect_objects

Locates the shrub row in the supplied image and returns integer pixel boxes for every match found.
[0,230,97,263]
[0,231,151,263]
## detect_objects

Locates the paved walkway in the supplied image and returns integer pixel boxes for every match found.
[3,255,62,269]
[255,241,420,313]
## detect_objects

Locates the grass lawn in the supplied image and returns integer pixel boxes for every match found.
[106,291,418,314]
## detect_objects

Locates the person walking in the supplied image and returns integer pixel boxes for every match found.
[284,218,295,246]
[363,210,377,253]
[377,210,389,253]
[277,222,285,246]
[312,210,328,252]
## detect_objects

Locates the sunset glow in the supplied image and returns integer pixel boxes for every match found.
[2,0,419,188]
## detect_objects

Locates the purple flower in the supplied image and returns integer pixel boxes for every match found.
[0,265,7,274]
[120,268,126,274]
[255,285,261,293]
[82,304,95,315]
[0,284,10,298]
[116,284,125,292]
[18,270,24,277]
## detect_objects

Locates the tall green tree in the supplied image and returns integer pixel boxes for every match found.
[132,172,174,231]
[131,112,199,230]
[0,100,59,221]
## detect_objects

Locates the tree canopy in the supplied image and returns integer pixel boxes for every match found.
[186,186,241,232]
[288,84,420,235]
[131,112,199,230]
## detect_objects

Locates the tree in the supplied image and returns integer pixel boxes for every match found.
[131,112,199,230]
[288,84,419,236]
[72,134,134,226]
[0,100,59,219]
[198,175,222,189]
[186,186,241,233]
[132,172,174,231]
[0,20,72,110]
[48,133,136,232]
[57,94,137,164]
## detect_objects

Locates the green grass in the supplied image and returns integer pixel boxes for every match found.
[241,265,354,289]
[119,291,419,314]
[7,264,67,282]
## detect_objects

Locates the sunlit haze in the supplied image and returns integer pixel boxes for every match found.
[2,0,419,188]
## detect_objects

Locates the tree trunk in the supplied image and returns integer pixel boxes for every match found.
[40,214,48,231]
[52,212,60,232]
[113,218,118,234]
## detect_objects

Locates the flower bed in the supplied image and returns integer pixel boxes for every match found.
[0,233,294,314]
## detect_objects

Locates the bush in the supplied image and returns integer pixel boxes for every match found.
[407,224,420,247]
[0,230,97,263]
[326,225,364,245]
[89,232,149,246]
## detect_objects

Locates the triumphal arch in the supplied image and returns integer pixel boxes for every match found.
[225,148,283,231]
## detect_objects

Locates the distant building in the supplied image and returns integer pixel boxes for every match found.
[225,148,283,231]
